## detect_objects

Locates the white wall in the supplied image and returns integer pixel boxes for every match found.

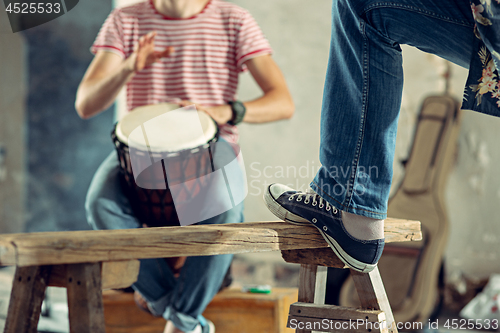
[0,6,26,234]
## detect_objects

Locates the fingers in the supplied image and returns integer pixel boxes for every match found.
[145,31,157,45]
[138,31,157,49]
[151,46,175,62]
[135,32,172,70]
[159,46,175,57]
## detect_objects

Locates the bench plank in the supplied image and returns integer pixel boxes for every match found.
[47,260,140,290]
[0,220,421,267]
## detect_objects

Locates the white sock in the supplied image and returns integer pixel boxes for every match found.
[341,211,384,240]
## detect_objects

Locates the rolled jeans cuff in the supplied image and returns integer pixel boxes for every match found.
[163,306,200,332]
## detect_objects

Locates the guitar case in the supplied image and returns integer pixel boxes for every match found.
[337,94,462,325]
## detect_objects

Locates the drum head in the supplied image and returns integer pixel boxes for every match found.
[116,103,217,152]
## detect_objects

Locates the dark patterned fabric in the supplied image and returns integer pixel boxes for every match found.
[463,1,500,116]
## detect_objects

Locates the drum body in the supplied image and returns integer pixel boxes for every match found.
[112,103,219,227]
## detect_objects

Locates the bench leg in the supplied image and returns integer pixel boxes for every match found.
[4,265,51,333]
[296,264,328,333]
[351,267,398,333]
[66,263,105,333]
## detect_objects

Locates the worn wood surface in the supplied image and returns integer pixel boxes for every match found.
[3,265,51,333]
[294,264,327,333]
[351,267,397,333]
[48,260,140,290]
[281,218,422,267]
[66,263,105,333]
[287,302,387,333]
[289,302,385,322]
[0,220,421,267]
[101,260,140,289]
[281,247,346,268]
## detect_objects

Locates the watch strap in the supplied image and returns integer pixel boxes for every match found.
[227,100,246,125]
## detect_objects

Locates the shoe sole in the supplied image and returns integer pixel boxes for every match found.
[264,187,310,225]
[264,186,377,273]
[317,229,377,273]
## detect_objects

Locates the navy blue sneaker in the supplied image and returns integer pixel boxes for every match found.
[264,183,384,273]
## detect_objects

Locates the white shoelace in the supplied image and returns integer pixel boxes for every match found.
[288,188,337,213]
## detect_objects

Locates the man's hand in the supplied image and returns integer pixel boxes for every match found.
[127,31,174,72]
[178,101,232,125]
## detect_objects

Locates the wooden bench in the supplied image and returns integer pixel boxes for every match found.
[0,220,421,333]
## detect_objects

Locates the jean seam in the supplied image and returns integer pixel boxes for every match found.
[362,2,474,28]
[343,20,370,209]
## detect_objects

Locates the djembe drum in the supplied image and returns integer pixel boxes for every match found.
[112,103,219,227]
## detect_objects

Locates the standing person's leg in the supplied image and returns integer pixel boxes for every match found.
[265,0,475,272]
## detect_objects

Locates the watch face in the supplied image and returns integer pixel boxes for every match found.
[229,101,246,125]
[233,101,245,114]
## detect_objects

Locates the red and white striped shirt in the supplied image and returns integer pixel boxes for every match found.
[92,0,272,143]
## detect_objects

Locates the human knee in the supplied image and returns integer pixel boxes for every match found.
[86,193,131,230]
[85,196,111,230]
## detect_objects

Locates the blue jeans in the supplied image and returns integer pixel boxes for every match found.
[86,150,244,331]
[311,0,475,219]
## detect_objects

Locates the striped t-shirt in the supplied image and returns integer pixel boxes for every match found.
[92,0,272,143]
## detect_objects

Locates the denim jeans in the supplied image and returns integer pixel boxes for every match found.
[311,0,475,219]
[86,148,244,331]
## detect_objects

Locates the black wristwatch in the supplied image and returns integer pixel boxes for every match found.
[227,100,246,125]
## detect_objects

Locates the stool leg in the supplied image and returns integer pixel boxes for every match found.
[351,267,398,333]
[66,263,105,333]
[296,264,328,333]
[4,265,51,333]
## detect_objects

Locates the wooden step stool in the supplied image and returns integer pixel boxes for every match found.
[0,220,420,333]
[280,217,422,333]
[102,287,298,333]
[282,248,396,333]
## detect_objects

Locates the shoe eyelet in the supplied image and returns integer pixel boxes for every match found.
[333,208,338,214]
[288,197,293,201]
[326,206,331,211]
[304,200,310,204]
[319,204,324,209]
[312,218,317,223]
[312,202,317,206]
[323,226,328,231]
[296,197,302,202]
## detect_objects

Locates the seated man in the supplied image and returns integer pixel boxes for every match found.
[75,0,294,332]
[265,0,499,273]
